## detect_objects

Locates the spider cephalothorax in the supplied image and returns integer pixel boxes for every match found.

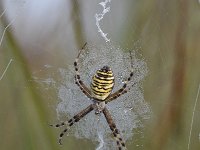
[50,43,134,150]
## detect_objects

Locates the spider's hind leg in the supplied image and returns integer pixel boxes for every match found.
[103,107,126,150]
[50,104,95,145]
[50,118,75,145]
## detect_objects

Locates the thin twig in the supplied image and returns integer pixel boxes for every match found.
[187,83,200,150]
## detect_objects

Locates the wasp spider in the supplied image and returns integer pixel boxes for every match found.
[50,43,134,150]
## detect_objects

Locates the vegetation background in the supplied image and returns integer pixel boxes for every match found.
[0,0,200,150]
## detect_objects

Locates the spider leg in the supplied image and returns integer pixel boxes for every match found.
[50,104,95,145]
[106,50,135,104]
[103,107,126,150]
[105,70,134,104]
[74,42,93,99]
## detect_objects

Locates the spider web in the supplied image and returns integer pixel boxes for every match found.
[56,43,151,150]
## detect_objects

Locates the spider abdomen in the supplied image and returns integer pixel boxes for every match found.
[91,66,114,101]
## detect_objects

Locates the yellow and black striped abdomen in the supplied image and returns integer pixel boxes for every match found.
[91,66,114,101]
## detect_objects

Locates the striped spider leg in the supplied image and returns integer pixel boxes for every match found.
[74,42,93,99]
[106,51,134,104]
[105,69,134,104]
[103,107,126,150]
[50,104,95,145]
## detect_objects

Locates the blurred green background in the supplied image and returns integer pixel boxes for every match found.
[0,0,200,150]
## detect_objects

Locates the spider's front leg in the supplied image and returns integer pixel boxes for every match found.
[106,50,135,104]
[106,69,134,104]
[103,107,127,150]
[74,43,93,99]
[50,104,95,145]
